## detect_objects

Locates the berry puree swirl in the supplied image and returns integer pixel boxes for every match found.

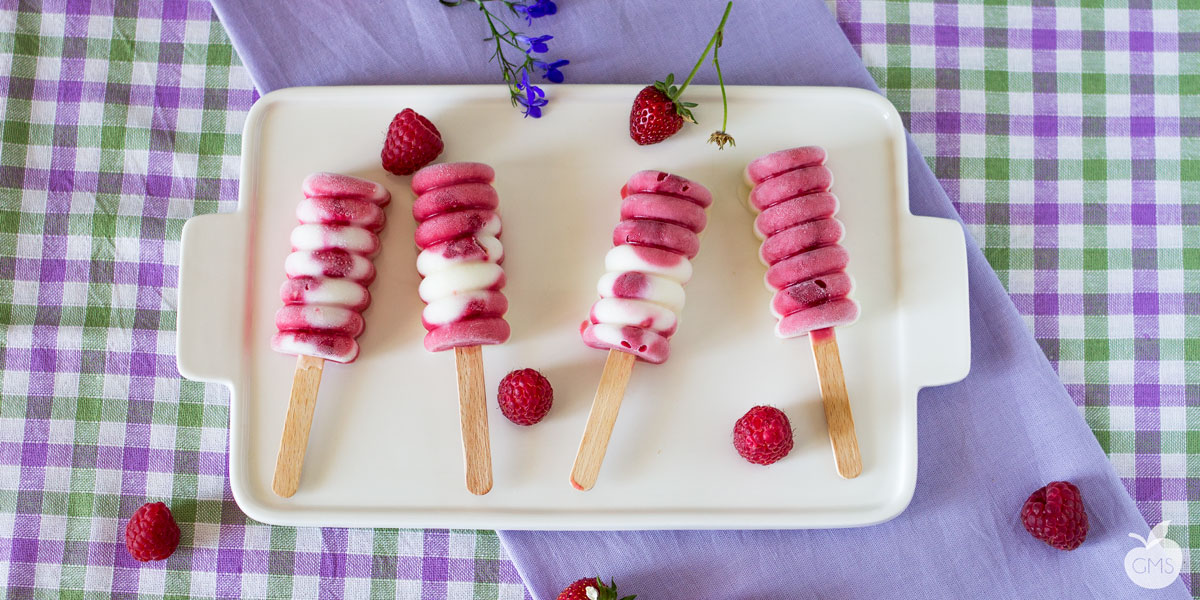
[581,171,712,364]
[411,162,510,352]
[271,172,391,363]
[744,146,859,338]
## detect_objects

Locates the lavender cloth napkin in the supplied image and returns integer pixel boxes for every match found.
[208,1,1189,597]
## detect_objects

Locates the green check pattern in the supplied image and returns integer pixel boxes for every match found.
[838,0,1197,592]
[0,1,525,598]
[0,0,1195,597]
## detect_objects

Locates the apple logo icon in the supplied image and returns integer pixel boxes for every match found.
[1124,521,1183,590]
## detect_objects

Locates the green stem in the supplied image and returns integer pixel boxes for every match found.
[477,1,536,82]
[713,41,728,131]
[479,2,525,91]
[670,1,733,101]
[479,5,508,68]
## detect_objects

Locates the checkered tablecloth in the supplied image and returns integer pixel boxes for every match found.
[0,0,1194,597]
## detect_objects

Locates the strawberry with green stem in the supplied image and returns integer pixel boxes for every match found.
[629,2,735,147]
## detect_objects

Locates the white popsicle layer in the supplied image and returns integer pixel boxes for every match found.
[604,244,693,283]
[415,235,504,277]
[290,223,380,257]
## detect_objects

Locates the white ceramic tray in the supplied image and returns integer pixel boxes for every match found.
[177,85,970,529]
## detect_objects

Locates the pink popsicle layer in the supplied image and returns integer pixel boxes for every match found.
[275,305,364,337]
[621,170,713,208]
[423,318,511,353]
[759,218,844,265]
[748,165,834,211]
[771,272,854,319]
[411,162,494,195]
[412,183,499,221]
[581,322,672,364]
[302,172,391,206]
[754,192,839,237]
[414,210,502,249]
[271,332,359,364]
[612,219,700,259]
[621,193,707,233]
[297,197,386,233]
[744,146,827,184]
[765,241,849,291]
[776,299,860,338]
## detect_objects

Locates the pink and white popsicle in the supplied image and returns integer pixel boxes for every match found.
[270,172,391,499]
[579,170,712,365]
[271,173,391,363]
[410,161,506,496]
[745,147,862,479]
[571,170,711,492]
[411,162,510,352]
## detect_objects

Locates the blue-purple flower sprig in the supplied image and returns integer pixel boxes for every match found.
[441,0,569,118]
[513,0,556,24]
[532,59,568,83]
[515,72,548,118]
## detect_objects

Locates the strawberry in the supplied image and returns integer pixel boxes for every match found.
[629,83,690,146]
[732,405,794,465]
[557,577,636,600]
[381,108,444,175]
[497,368,554,425]
[1020,481,1089,550]
[125,502,181,562]
[628,3,736,147]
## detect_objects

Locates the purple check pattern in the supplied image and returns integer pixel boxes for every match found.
[0,1,527,598]
[0,0,1194,597]
[837,0,1196,591]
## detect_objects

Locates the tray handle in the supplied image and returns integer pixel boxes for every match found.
[176,212,248,384]
[898,215,971,388]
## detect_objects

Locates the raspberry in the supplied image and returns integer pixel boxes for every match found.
[1020,481,1089,550]
[732,406,794,465]
[497,368,553,426]
[381,108,444,175]
[125,502,181,561]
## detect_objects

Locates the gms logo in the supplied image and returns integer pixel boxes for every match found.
[1124,521,1183,590]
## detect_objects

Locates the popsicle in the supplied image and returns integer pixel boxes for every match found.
[411,161,509,495]
[571,170,711,491]
[745,146,862,478]
[270,172,391,497]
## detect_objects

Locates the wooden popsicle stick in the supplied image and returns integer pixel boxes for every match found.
[454,345,493,495]
[272,354,325,498]
[570,349,638,491]
[810,327,863,479]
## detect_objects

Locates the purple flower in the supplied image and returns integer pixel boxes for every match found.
[513,0,557,25]
[516,71,548,118]
[516,34,552,54]
[533,59,569,83]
